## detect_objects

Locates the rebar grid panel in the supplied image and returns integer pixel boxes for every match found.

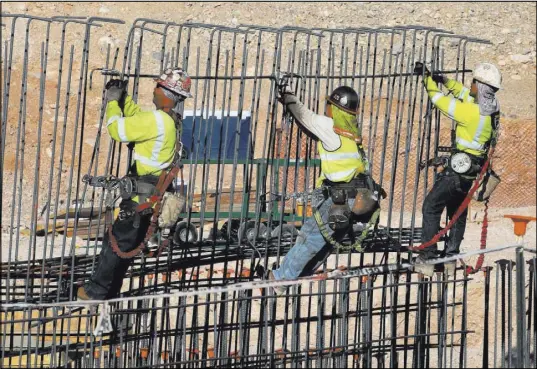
[2,17,482,302]
[1,248,535,368]
[2,15,533,369]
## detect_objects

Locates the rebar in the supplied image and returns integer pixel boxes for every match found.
[2,16,535,368]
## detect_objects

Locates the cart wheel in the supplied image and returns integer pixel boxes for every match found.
[238,221,269,245]
[173,221,198,245]
[271,224,298,241]
[220,219,241,242]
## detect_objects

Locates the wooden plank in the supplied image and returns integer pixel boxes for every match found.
[49,207,107,220]
[65,225,106,239]
[20,217,107,237]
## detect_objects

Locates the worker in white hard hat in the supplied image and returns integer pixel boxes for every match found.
[413,62,502,276]
[78,68,192,300]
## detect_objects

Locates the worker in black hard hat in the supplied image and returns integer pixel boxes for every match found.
[268,80,383,294]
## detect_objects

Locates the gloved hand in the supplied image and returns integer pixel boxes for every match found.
[105,79,128,107]
[413,62,430,76]
[276,73,294,102]
[431,72,446,84]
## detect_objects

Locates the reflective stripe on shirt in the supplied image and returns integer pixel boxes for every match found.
[458,87,469,100]
[319,151,361,161]
[456,115,487,150]
[107,115,120,127]
[134,153,172,170]
[448,98,457,118]
[151,111,165,162]
[117,118,128,142]
[324,167,357,182]
[431,92,444,104]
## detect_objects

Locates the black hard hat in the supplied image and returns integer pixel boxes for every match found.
[326,86,359,114]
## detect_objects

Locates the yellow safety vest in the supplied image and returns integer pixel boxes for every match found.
[425,76,493,157]
[316,135,367,187]
[106,96,177,176]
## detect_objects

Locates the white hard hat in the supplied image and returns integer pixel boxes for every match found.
[473,63,502,89]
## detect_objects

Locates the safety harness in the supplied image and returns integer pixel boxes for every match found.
[313,128,381,252]
[106,159,181,259]
[84,162,180,259]
[314,205,381,252]
[411,113,500,274]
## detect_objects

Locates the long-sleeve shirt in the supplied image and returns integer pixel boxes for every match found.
[106,96,177,176]
[424,76,494,157]
[282,94,367,186]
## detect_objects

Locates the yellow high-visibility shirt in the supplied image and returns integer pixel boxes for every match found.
[106,96,177,176]
[316,136,367,187]
[424,76,493,157]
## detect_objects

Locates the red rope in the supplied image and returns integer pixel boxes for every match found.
[464,200,489,274]
[409,147,495,252]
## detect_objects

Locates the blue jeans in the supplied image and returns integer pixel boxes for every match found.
[272,190,355,280]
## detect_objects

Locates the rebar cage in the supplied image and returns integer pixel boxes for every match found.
[1,15,535,368]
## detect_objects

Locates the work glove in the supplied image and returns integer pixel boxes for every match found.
[276,73,294,102]
[413,61,430,76]
[105,79,128,109]
[431,72,446,84]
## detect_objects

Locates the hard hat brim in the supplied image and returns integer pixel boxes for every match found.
[473,77,501,90]
[325,96,359,115]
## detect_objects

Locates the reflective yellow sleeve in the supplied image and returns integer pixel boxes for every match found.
[424,76,480,128]
[106,101,158,143]
[443,78,474,103]
[122,95,142,117]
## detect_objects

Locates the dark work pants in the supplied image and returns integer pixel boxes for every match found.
[420,171,473,259]
[85,199,152,300]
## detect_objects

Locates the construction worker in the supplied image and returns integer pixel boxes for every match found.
[413,62,502,276]
[269,80,382,292]
[77,67,192,300]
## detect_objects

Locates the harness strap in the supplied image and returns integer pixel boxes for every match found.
[108,164,180,259]
[409,145,495,253]
[313,204,380,253]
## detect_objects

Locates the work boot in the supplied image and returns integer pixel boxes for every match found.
[413,255,434,277]
[77,286,92,301]
[268,271,287,296]
[443,261,456,277]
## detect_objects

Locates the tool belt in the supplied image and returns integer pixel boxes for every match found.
[119,175,160,203]
[320,174,383,231]
[108,164,181,259]
[322,175,370,201]
[424,151,485,178]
